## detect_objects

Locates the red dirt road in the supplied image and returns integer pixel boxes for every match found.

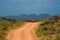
[7,22,40,40]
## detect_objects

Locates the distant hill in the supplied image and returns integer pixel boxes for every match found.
[0,17,10,23]
[0,17,8,21]
[55,14,60,16]
[0,16,16,23]
[38,14,52,20]
[4,14,52,20]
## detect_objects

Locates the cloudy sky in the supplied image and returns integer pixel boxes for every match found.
[0,0,60,16]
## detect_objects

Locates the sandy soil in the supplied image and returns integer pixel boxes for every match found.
[7,22,40,40]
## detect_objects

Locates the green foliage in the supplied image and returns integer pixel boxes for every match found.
[36,20,60,40]
[56,34,60,40]
[0,17,25,40]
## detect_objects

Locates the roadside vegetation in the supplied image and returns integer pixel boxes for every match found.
[0,17,26,40]
[1,16,60,40]
[35,16,60,40]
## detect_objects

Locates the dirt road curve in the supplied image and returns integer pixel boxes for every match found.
[7,22,40,40]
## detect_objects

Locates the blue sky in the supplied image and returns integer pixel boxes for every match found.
[0,0,60,16]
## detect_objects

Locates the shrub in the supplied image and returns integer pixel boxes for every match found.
[35,20,60,40]
[0,20,25,40]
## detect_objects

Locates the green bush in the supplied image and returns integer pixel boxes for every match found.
[0,19,25,40]
[56,34,60,40]
[35,20,60,40]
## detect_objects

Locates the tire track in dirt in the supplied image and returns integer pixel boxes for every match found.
[7,22,40,40]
